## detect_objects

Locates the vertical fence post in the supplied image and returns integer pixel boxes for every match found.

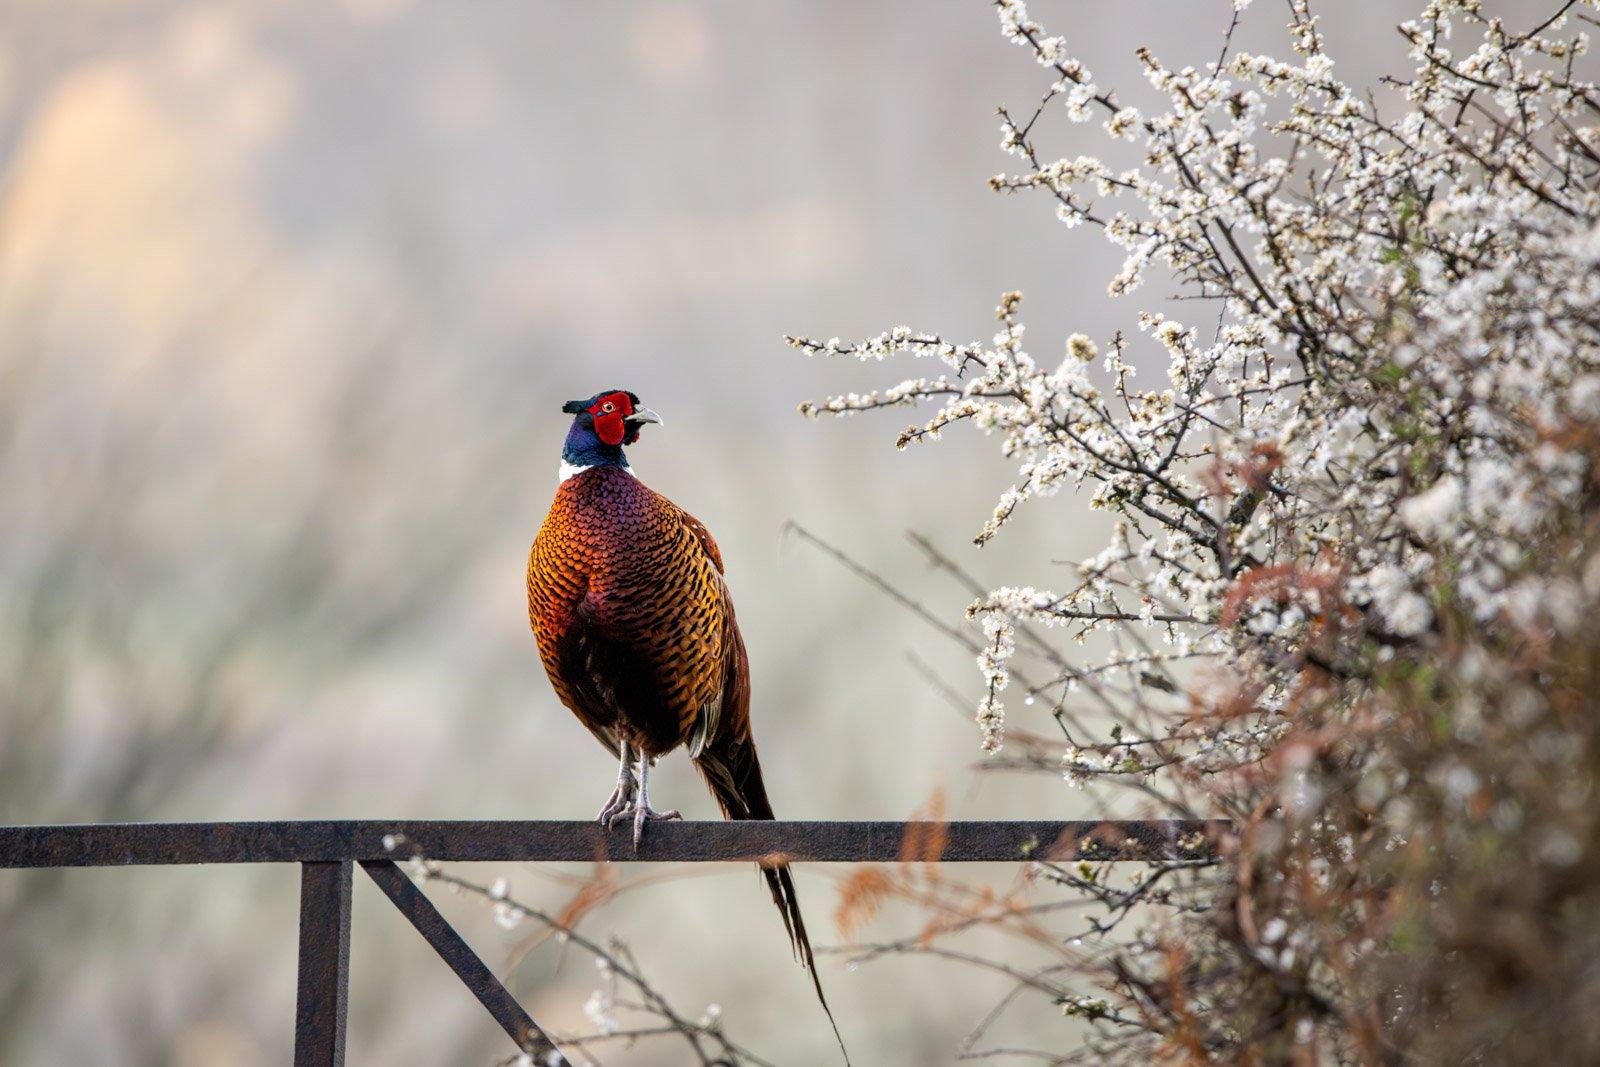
[294,860,353,1067]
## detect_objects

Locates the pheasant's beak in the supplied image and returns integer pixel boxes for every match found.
[625,407,663,426]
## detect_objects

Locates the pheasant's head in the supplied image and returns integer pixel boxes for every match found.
[559,389,663,477]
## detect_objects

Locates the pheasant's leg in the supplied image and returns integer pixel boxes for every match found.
[628,751,681,850]
[596,742,635,825]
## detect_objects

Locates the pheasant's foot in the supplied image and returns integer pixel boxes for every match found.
[630,803,681,850]
[614,749,679,850]
[596,743,637,825]
[601,801,679,833]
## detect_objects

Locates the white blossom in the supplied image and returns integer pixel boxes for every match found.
[791,0,1600,759]
[1398,477,1462,538]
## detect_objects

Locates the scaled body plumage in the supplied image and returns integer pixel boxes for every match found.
[529,465,735,760]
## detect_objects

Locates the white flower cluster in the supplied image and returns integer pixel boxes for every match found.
[794,0,1600,753]
[583,985,619,1036]
[975,612,1016,752]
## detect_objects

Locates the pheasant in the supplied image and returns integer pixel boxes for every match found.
[526,389,847,1057]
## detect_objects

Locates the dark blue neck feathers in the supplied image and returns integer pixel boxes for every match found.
[562,420,629,470]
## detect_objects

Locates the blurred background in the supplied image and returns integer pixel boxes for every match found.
[0,1,1462,1062]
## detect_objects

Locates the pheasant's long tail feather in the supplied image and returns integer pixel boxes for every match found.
[695,739,850,1065]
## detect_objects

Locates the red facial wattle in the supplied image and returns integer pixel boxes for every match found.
[588,392,634,446]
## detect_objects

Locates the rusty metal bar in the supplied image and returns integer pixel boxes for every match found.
[0,819,1225,868]
[362,860,567,1065]
[294,861,353,1067]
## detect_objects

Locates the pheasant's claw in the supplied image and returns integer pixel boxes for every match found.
[631,805,682,850]
[596,786,633,827]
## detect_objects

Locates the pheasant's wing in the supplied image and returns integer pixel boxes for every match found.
[672,505,725,574]
[661,500,747,756]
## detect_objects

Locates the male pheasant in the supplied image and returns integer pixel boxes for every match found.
[526,389,847,1057]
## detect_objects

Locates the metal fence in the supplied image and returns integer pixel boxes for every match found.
[0,818,1226,1065]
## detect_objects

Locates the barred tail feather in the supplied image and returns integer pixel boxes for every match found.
[695,740,850,1065]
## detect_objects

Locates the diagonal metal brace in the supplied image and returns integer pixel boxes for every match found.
[361,860,568,1066]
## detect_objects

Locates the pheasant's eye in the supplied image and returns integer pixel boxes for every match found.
[601,402,615,413]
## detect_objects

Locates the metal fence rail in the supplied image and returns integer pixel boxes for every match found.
[0,818,1225,867]
[0,819,1227,1065]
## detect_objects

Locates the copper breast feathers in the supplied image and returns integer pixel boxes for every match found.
[527,467,730,755]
